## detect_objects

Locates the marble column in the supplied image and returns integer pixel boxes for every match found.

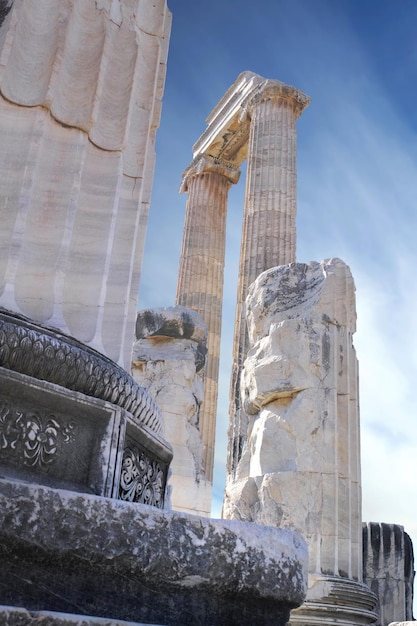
[363,523,415,625]
[176,154,240,482]
[0,0,171,370]
[223,259,378,625]
[228,81,310,476]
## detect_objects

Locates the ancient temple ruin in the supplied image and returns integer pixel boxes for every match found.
[0,2,309,625]
[176,72,311,492]
[0,1,414,625]
[174,68,414,626]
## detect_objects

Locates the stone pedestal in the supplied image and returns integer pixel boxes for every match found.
[0,479,308,626]
[289,576,378,625]
[176,155,240,483]
[0,308,173,507]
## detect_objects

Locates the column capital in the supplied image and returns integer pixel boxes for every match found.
[180,154,240,193]
[239,79,311,121]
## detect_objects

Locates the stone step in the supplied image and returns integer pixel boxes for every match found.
[0,606,165,625]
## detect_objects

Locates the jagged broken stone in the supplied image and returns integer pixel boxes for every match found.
[133,306,211,516]
[224,258,378,625]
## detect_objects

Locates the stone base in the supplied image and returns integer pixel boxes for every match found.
[0,479,307,626]
[0,367,172,508]
[289,575,378,625]
[0,606,162,626]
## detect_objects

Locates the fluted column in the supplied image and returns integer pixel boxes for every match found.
[176,155,240,483]
[0,0,171,370]
[228,81,310,476]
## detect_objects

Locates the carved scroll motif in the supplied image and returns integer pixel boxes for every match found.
[119,443,166,508]
[0,403,75,468]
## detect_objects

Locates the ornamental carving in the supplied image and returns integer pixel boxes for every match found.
[119,443,166,509]
[0,403,75,468]
[180,154,240,192]
[0,308,162,434]
[240,79,311,121]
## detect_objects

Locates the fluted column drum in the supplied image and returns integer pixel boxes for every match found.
[176,156,239,483]
[228,81,310,475]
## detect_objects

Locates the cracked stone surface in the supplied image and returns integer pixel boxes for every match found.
[133,307,211,516]
[224,259,363,583]
[0,479,307,626]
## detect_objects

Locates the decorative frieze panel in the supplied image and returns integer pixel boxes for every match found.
[119,440,166,509]
[0,403,75,469]
[0,367,123,494]
[0,309,173,506]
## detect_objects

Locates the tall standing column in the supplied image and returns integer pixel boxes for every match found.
[176,155,240,483]
[228,81,310,476]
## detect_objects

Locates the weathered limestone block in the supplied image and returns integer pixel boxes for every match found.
[363,523,415,625]
[224,258,377,625]
[0,479,308,626]
[0,0,171,368]
[132,306,212,516]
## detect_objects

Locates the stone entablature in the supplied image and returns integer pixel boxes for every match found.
[192,72,310,167]
[192,71,264,166]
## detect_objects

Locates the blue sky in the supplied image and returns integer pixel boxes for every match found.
[140,0,417,584]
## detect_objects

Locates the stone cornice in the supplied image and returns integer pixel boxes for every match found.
[239,80,311,121]
[190,72,310,166]
[180,154,240,193]
[192,72,264,165]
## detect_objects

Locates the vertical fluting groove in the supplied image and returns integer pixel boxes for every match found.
[2,0,61,106]
[176,166,235,481]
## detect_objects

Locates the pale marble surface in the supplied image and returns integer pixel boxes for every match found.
[223,259,375,623]
[228,79,310,478]
[177,155,240,482]
[132,307,212,516]
[0,0,171,368]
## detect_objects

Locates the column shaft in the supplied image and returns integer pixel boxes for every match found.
[228,91,305,475]
[176,158,239,482]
